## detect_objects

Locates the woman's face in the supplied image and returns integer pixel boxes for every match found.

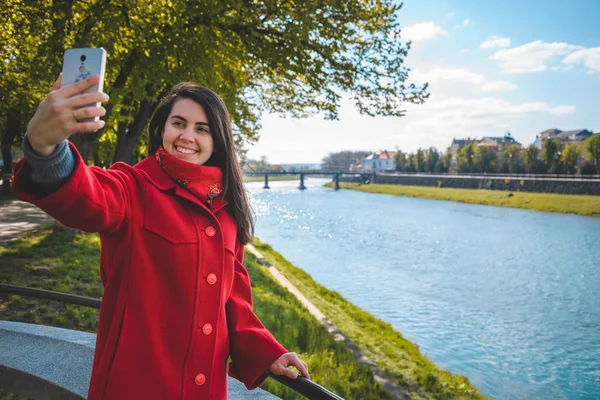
[162,98,215,165]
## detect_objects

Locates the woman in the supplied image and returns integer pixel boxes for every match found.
[12,74,309,399]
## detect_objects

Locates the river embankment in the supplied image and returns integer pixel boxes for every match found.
[325,181,600,217]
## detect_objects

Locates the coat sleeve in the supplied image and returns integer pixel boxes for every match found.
[226,243,288,389]
[11,141,130,235]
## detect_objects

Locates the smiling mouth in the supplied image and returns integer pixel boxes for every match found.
[175,146,198,155]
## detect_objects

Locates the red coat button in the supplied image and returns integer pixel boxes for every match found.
[207,273,217,285]
[205,226,216,237]
[194,373,206,386]
[202,323,213,335]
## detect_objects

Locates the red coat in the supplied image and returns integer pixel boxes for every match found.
[12,143,287,400]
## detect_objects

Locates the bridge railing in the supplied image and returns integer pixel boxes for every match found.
[0,284,345,400]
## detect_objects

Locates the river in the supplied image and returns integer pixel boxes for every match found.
[246,178,600,400]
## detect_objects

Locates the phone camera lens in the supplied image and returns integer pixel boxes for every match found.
[80,54,86,62]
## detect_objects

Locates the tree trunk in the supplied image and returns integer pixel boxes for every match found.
[113,99,155,164]
[1,111,21,197]
[69,49,140,161]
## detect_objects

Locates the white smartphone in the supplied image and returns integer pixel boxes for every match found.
[60,48,107,122]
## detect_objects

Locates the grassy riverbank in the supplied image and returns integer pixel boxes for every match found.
[253,238,485,400]
[325,182,600,217]
[243,175,300,183]
[0,228,389,399]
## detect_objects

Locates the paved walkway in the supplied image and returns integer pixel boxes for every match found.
[0,198,54,245]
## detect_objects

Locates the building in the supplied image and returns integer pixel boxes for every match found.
[533,129,593,150]
[360,150,396,171]
[447,134,520,172]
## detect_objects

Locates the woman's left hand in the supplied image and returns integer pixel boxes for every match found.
[269,352,310,380]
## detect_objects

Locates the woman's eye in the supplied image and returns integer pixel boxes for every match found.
[197,127,209,133]
[173,121,184,127]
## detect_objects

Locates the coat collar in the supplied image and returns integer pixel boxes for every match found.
[135,156,229,214]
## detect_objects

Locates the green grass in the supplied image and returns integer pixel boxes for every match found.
[0,229,390,399]
[243,175,302,183]
[253,238,487,400]
[325,182,600,217]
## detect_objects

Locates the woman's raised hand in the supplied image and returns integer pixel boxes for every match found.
[26,73,109,156]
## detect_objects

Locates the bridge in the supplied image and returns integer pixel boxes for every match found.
[243,171,372,190]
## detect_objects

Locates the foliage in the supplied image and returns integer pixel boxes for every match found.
[457,143,476,172]
[542,138,561,173]
[1,0,429,165]
[586,134,600,173]
[322,150,371,171]
[560,144,581,175]
[522,144,541,173]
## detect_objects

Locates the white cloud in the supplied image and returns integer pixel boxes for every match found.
[490,40,583,74]
[475,81,518,93]
[410,67,517,93]
[463,18,471,27]
[561,47,600,74]
[480,37,511,49]
[402,22,448,43]
[459,48,469,54]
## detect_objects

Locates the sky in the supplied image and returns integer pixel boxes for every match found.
[246,0,600,164]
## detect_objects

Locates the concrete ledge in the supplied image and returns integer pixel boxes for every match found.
[0,320,278,399]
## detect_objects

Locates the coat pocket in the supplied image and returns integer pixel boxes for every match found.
[143,196,198,244]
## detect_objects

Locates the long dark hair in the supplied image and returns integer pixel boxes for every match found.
[147,83,254,244]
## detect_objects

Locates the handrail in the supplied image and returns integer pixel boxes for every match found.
[0,284,101,309]
[267,373,344,400]
[0,284,346,400]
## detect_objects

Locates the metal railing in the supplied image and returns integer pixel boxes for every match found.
[0,284,345,400]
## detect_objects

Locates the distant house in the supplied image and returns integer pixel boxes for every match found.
[533,129,593,150]
[447,134,520,172]
[360,150,396,171]
[479,134,521,150]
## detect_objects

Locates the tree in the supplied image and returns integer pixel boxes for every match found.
[542,138,561,173]
[561,144,581,174]
[522,144,541,173]
[474,146,497,173]
[394,149,407,172]
[502,144,524,174]
[405,153,417,172]
[440,152,453,173]
[415,149,425,172]
[457,143,476,172]
[322,151,371,171]
[424,147,440,172]
[586,134,600,173]
[2,0,430,193]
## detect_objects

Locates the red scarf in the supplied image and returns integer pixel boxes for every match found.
[155,146,225,210]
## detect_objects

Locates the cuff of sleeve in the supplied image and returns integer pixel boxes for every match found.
[228,338,287,390]
[23,136,75,183]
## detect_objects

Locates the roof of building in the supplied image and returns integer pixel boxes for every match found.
[365,150,396,160]
[555,129,593,139]
[540,128,562,136]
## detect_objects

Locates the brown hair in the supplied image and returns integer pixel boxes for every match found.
[148,83,254,244]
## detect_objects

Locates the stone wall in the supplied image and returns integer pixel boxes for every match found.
[340,174,600,196]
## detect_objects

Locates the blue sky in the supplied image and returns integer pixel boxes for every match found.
[247,0,600,164]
